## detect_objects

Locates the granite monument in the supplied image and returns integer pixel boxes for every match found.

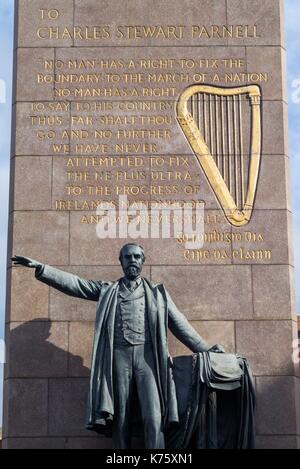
[3,0,299,449]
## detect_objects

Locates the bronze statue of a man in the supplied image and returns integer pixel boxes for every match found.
[12,244,222,449]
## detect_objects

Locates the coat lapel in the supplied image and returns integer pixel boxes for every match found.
[105,282,119,343]
[143,278,157,345]
[93,281,119,347]
[88,281,119,421]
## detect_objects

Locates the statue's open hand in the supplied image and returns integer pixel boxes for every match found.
[209,344,225,353]
[12,255,42,269]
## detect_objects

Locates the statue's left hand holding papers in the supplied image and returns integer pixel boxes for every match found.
[208,344,226,353]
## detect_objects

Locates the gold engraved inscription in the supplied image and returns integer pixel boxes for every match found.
[23,6,274,263]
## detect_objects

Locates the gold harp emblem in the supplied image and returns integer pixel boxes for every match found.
[177,85,262,226]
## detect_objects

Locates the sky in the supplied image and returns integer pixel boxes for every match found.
[0,0,300,425]
[0,0,14,426]
[286,0,300,299]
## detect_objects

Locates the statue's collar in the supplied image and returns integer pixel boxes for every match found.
[122,276,142,292]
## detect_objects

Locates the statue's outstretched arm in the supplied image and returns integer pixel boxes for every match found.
[166,290,225,353]
[12,255,102,301]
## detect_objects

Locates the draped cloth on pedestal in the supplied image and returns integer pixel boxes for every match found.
[165,352,256,449]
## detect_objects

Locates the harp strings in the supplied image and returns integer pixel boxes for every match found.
[215,95,220,168]
[190,92,247,211]
[233,95,239,208]
[238,95,245,205]
[226,96,232,195]
[209,94,214,158]
[203,93,208,143]
[221,96,226,184]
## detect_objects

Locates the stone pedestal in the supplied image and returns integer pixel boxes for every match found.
[3,0,299,449]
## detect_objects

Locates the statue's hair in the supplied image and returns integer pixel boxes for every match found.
[119,243,145,263]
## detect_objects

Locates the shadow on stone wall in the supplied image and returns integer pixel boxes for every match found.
[3,319,114,449]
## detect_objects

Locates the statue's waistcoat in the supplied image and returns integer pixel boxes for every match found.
[114,281,150,345]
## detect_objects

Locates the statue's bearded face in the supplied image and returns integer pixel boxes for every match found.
[120,245,145,279]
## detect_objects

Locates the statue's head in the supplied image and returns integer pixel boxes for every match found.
[119,243,145,279]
